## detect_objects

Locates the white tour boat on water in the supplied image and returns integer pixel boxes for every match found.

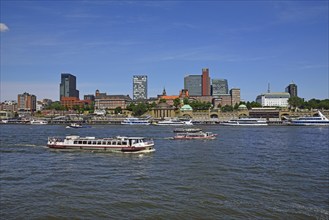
[30,119,48,125]
[121,117,151,125]
[221,118,268,126]
[173,131,217,140]
[289,111,329,126]
[156,118,193,126]
[47,136,155,153]
[66,123,83,128]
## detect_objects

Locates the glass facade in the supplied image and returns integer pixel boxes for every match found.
[184,75,202,96]
[60,73,79,99]
[212,79,228,96]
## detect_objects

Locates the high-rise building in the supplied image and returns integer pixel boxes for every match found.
[184,75,202,96]
[202,68,211,96]
[60,73,79,100]
[212,79,228,96]
[230,88,241,106]
[17,92,36,112]
[133,75,148,100]
[285,82,298,97]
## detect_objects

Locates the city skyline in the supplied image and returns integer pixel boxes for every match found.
[1,1,328,102]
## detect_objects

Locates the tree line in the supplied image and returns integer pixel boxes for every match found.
[288,97,329,110]
[44,97,329,117]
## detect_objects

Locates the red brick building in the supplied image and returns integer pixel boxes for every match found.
[61,97,92,109]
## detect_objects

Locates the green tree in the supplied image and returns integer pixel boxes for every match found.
[221,105,233,112]
[233,103,239,110]
[159,98,167,103]
[288,96,304,109]
[183,98,189,105]
[126,103,135,111]
[173,98,181,108]
[190,100,211,110]
[114,106,122,114]
[149,102,157,109]
[133,103,148,116]
[47,101,65,111]
[319,99,329,109]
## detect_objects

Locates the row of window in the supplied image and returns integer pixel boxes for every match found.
[73,140,128,145]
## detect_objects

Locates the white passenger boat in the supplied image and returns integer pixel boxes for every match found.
[30,119,48,125]
[66,123,83,128]
[156,118,193,126]
[173,131,217,140]
[47,136,155,153]
[121,117,150,125]
[221,118,268,126]
[289,111,329,126]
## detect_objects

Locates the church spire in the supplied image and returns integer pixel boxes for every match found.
[162,87,167,96]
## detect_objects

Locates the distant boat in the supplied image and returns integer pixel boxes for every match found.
[173,131,217,140]
[66,123,83,128]
[221,118,268,126]
[121,117,150,125]
[156,118,193,126]
[173,128,202,133]
[288,111,329,126]
[30,119,48,125]
[47,135,155,153]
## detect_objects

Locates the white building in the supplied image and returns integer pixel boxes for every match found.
[133,75,147,100]
[256,92,290,107]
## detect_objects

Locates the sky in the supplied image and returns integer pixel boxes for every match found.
[1,0,328,102]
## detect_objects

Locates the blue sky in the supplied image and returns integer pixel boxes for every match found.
[1,0,328,102]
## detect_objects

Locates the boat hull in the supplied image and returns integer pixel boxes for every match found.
[173,136,216,140]
[47,144,154,153]
[47,136,155,153]
[289,122,329,126]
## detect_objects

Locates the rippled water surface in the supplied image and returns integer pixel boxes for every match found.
[1,125,328,219]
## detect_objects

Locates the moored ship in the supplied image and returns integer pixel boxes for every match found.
[156,118,193,126]
[288,111,329,126]
[221,118,268,126]
[30,119,48,125]
[121,117,151,125]
[47,136,155,153]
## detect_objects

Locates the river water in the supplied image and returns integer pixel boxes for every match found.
[0,125,328,219]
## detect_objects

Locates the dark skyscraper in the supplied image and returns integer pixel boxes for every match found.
[60,73,79,100]
[285,82,298,97]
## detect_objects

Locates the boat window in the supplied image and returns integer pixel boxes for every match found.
[74,141,77,144]
[102,141,106,145]
[122,141,127,145]
[97,141,102,145]
[117,141,121,145]
[112,141,117,145]
[83,141,87,144]
[93,141,97,145]
[78,141,82,144]
[88,141,91,145]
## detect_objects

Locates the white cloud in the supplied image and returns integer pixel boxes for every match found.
[0,23,9,32]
